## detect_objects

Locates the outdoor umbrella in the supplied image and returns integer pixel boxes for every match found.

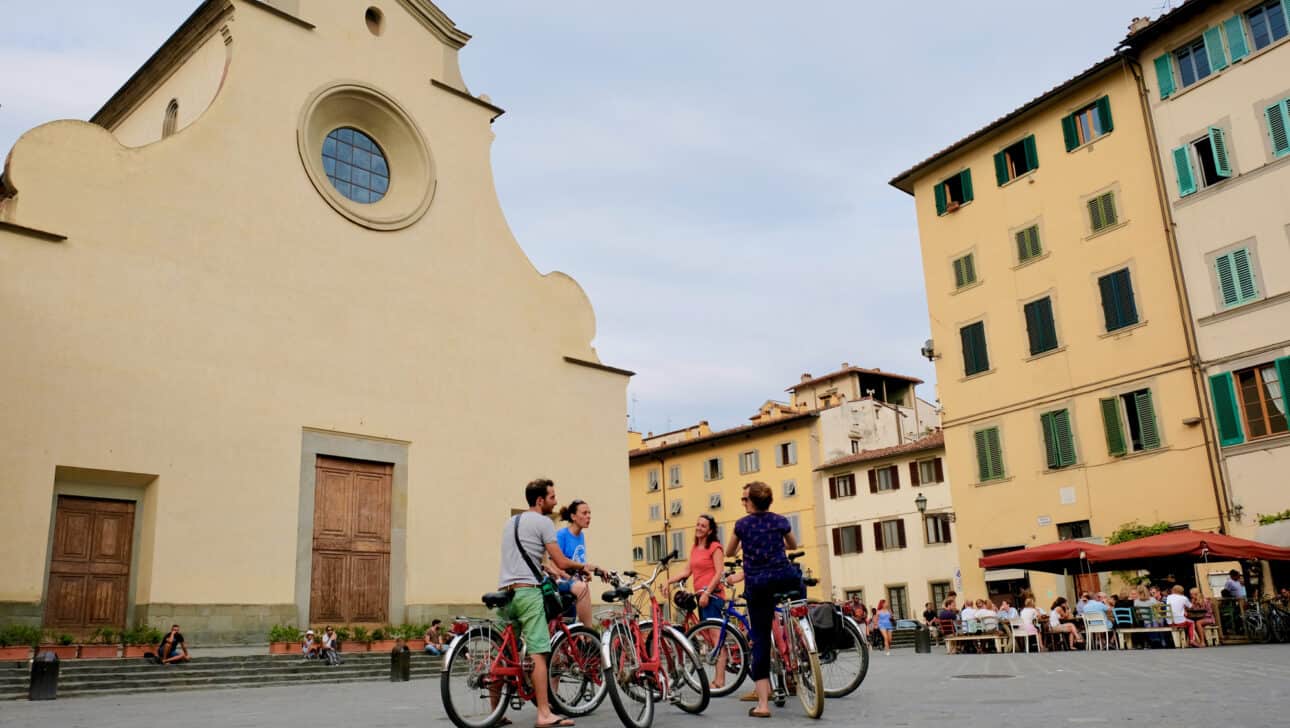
[1086,529,1290,572]
[978,540,1109,575]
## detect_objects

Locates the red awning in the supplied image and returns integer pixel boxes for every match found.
[978,540,1109,575]
[1086,529,1290,570]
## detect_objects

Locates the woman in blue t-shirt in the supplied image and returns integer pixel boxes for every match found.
[555,500,602,627]
[727,481,798,719]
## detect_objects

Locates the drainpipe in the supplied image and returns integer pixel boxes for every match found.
[1122,51,1230,533]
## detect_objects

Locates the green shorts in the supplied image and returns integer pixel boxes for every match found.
[497,587,551,654]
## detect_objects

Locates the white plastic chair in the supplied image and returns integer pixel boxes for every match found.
[1083,614,1111,650]
[1009,617,1040,653]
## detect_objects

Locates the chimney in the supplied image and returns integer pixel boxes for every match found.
[841,362,850,369]
[1128,16,1150,34]
[800,373,812,382]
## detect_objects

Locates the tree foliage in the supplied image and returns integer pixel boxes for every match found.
[1107,520,1172,545]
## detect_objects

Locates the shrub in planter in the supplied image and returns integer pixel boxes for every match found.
[343,626,371,652]
[369,625,399,651]
[38,632,79,659]
[267,624,302,655]
[399,623,426,651]
[0,624,40,660]
[80,627,121,658]
[121,625,163,658]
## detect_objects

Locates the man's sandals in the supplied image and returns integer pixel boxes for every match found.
[748,707,771,718]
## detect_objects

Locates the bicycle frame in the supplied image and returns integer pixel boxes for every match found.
[601,560,697,702]
[468,611,600,707]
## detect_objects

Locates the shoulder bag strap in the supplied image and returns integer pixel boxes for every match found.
[513,514,546,583]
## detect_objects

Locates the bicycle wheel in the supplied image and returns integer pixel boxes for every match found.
[440,627,512,728]
[549,624,608,716]
[685,618,749,698]
[602,622,655,728]
[658,627,710,714]
[1271,611,1290,643]
[1245,606,1270,643]
[820,616,868,698]
[788,617,824,719]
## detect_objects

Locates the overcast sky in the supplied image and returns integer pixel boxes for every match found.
[0,0,1173,435]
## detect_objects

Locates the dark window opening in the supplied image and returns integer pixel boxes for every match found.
[943,174,965,206]
[1193,136,1222,187]
[1057,520,1092,541]
[1002,139,1034,179]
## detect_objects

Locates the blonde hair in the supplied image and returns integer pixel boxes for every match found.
[1172,584,1185,595]
[1024,597,1035,608]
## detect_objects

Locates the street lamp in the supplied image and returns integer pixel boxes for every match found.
[914,492,928,514]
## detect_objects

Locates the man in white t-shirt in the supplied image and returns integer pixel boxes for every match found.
[1165,585,1200,647]
[960,601,977,623]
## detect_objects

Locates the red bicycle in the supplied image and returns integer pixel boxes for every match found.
[600,551,710,728]
[440,590,606,728]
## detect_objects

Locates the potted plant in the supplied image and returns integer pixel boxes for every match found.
[80,627,121,658]
[267,624,301,655]
[402,623,426,652]
[343,625,371,653]
[122,625,162,658]
[0,625,39,660]
[38,631,79,659]
[370,625,398,652]
[333,626,350,652]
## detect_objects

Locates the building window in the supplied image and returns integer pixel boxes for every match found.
[1087,191,1118,233]
[1235,364,1288,440]
[671,530,687,560]
[782,479,798,498]
[669,465,682,488]
[648,504,662,521]
[1062,96,1112,150]
[874,519,907,551]
[1040,409,1078,469]
[924,515,953,545]
[887,586,909,620]
[1265,99,1290,158]
[960,321,990,376]
[632,546,645,562]
[1175,37,1214,89]
[994,135,1038,185]
[952,254,977,289]
[739,450,760,474]
[1214,247,1260,308]
[1015,225,1042,263]
[1097,268,1139,332]
[1057,520,1093,541]
[829,473,857,499]
[162,99,179,138]
[1173,128,1231,197]
[1023,297,1059,356]
[322,127,390,204]
[930,582,952,607]
[869,465,900,493]
[912,457,944,485]
[832,525,864,555]
[1247,0,1288,50]
[670,499,683,516]
[973,427,1005,482]
[647,469,660,492]
[775,441,797,467]
[645,534,665,563]
[1101,389,1161,456]
[704,457,723,481]
[844,588,865,603]
[709,493,723,509]
[934,169,974,215]
[850,439,861,455]
[787,514,802,544]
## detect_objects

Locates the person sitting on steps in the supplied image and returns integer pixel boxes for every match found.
[159,624,190,664]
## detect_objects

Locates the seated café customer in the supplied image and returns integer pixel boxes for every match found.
[960,599,977,623]
[1113,590,1135,611]
[1018,598,1043,649]
[1082,592,1111,621]
[1166,585,1201,647]
[974,599,998,620]
[937,598,959,624]
[997,600,1018,620]
[1075,592,1091,616]
[1049,598,1084,649]
[922,602,938,626]
[159,624,190,664]
[1188,587,1216,634]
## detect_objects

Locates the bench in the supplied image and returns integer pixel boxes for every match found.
[944,633,1005,654]
[1115,626,1187,649]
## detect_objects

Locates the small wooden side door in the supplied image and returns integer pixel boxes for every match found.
[310,456,391,624]
[46,496,135,633]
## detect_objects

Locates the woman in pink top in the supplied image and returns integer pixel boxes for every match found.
[667,515,728,686]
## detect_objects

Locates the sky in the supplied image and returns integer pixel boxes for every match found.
[0,0,1176,435]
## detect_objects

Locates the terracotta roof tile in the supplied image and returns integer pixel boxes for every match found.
[629,412,818,460]
[787,366,923,392]
[814,431,944,471]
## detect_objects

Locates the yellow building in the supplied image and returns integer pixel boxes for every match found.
[628,409,824,596]
[0,0,631,641]
[890,56,1225,605]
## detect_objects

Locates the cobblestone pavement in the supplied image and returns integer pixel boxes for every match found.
[3,645,1288,728]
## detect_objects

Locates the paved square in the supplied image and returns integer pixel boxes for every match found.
[2,645,1287,728]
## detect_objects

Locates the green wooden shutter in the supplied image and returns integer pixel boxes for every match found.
[1098,274,1119,330]
[994,150,1010,186]
[1231,248,1258,302]
[934,182,948,215]
[1087,198,1105,231]
[1023,135,1039,171]
[1154,54,1176,99]
[1203,26,1228,73]
[1223,16,1249,62]
[1024,301,1043,356]
[963,254,976,284]
[1173,145,1197,197]
[986,428,1003,479]
[975,427,1003,480]
[1135,390,1160,450]
[1095,96,1114,134]
[1114,269,1138,326]
[1208,372,1245,447]
[1062,114,1079,152]
[961,322,988,375]
[1054,409,1076,467]
[1101,397,1127,456]
[960,169,974,203]
[974,430,990,482]
[1100,192,1118,227]
[1267,100,1290,158]
[1209,127,1232,177]
[1276,357,1290,415]
[1215,252,1240,307]
[1024,298,1057,355]
[1041,412,1061,469]
[953,257,966,288]
[1016,226,1041,262]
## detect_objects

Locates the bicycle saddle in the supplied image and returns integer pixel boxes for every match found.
[481,590,515,609]
[602,586,633,603]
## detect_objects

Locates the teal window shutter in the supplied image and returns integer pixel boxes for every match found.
[1266,100,1290,158]
[934,182,947,216]
[1208,372,1245,447]
[1135,390,1161,450]
[1215,252,1240,307]
[1024,297,1058,356]
[1154,54,1176,99]
[1209,127,1232,177]
[1276,357,1290,415]
[1094,96,1114,134]
[1100,397,1127,456]
[1023,135,1039,171]
[1224,16,1249,62]
[961,322,989,376]
[1231,247,1258,302]
[1173,145,1197,197]
[1062,114,1079,152]
[960,169,974,203]
[1203,26,1228,73]
[994,151,1009,186]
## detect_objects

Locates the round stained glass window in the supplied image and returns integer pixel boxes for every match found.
[321,127,390,204]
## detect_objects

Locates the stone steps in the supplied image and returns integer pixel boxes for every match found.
[1,651,443,700]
